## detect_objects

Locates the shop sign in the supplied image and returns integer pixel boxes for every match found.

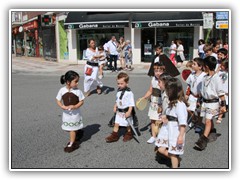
[148,22,170,27]
[41,14,56,26]
[203,13,214,29]
[65,22,128,29]
[132,21,202,28]
[216,21,228,29]
[79,23,98,28]
[216,12,228,20]
[23,20,38,31]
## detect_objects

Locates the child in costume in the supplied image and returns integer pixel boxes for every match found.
[155,73,172,149]
[194,56,226,150]
[156,78,188,168]
[142,62,165,144]
[185,58,206,129]
[105,72,135,143]
[56,70,85,153]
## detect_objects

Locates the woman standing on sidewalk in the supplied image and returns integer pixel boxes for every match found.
[84,39,103,96]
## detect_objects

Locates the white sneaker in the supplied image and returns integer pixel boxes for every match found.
[147,136,156,144]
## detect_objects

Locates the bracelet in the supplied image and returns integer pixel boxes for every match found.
[220,100,226,107]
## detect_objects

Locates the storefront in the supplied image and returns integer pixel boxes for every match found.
[41,14,57,61]
[132,12,203,62]
[12,26,24,56]
[64,12,130,60]
[23,20,40,57]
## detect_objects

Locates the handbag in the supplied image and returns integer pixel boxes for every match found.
[85,67,93,76]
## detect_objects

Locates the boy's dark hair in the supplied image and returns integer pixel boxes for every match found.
[165,78,188,108]
[204,56,217,71]
[193,57,204,70]
[60,70,79,84]
[217,48,228,56]
[117,72,129,83]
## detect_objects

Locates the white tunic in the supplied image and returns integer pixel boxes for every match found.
[148,77,161,120]
[186,71,206,111]
[155,101,187,155]
[200,73,225,119]
[84,48,102,93]
[56,87,85,131]
[155,90,169,148]
[115,90,135,127]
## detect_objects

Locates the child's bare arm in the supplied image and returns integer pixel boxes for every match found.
[142,85,153,99]
[69,100,84,110]
[56,100,68,110]
[125,106,133,118]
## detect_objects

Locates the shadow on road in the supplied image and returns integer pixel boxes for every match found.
[91,86,115,95]
[155,152,171,168]
[79,124,101,143]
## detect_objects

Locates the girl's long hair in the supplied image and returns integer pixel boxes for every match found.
[165,78,188,108]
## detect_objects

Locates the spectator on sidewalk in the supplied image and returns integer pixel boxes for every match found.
[107,36,119,72]
[123,40,133,71]
[169,40,177,66]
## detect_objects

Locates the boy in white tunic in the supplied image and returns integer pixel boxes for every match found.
[185,58,206,128]
[56,71,85,153]
[157,78,188,168]
[105,72,135,142]
[194,56,226,150]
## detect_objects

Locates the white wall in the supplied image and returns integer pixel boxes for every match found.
[131,28,141,64]
[67,29,77,62]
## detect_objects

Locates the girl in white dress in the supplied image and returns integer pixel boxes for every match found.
[155,73,172,149]
[56,70,85,153]
[84,39,103,96]
[157,78,188,168]
[141,62,165,144]
[105,72,135,143]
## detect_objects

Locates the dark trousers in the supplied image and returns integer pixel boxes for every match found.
[109,55,118,71]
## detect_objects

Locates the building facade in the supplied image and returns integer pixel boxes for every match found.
[12,10,229,64]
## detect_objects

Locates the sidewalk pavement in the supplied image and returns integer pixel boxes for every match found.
[11,55,187,76]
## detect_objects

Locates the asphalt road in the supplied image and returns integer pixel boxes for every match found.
[11,72,229,169]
